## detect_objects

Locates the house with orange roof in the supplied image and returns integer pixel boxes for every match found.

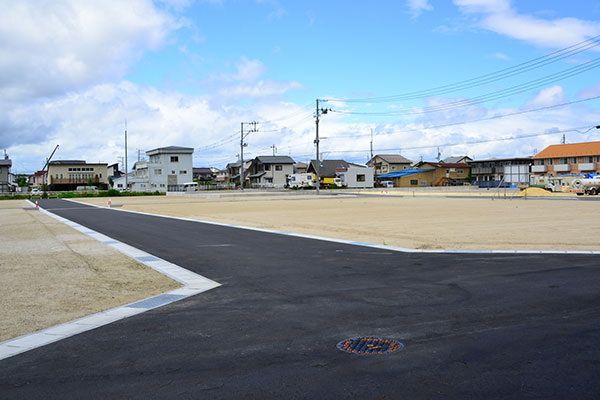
[532,141,600,178]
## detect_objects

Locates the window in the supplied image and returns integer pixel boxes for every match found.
[99,173,102,178]
[382,165,388,171]
[275,165,282,171]
[179,170,187,174]
[538,159,545,165]
[357,174,365,182]
[154,169,162,175]
[171,170,175,174]
[548,159,553,165]
[265,177,273,183]
[265,164,271,171]
[457,169,463,174]
[171,156,179,162]
[587,156,594,163]
[561,158,568,164]
[391,166,396,170]
[572,157,577,163]
[410,179,418,185]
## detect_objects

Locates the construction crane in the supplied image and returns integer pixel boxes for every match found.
[41,144,59,172]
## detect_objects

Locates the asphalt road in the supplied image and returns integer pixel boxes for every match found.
[1,199,599,399]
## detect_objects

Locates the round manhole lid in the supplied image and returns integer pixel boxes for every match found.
[337,337,403,355]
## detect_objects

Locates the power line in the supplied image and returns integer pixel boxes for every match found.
[304,125,595,153]
[328,94,600,139]
[324,34,600,104]
[332,57,600,116]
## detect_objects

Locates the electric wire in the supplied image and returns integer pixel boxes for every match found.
[324,34,600,103]
[332,57,600,116]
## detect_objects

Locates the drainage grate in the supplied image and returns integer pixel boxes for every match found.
[337,337,403,355]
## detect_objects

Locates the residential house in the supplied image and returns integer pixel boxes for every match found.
[294,162,308,173]
[131,146,194,192]
[377,161,470,187]
[336,164,374,188]
[225,160,251,185]
[0,153,15,193]
[111,172,135,191]
[246,156,295,187]
[48,160,109,191]
[28,170,47,188]
[470,157,532,187]
[366,154,412,176]
[193,167,216,182]
[442,155,473,164]
[215,169,228,183]
[307,160,350,181]
[107,163,122,178]
[532,141,600,180]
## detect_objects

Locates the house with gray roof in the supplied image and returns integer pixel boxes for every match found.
[442,155,472,164]
[246,155,295,187]
[367,154,412,176]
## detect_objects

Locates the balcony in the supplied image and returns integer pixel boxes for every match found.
[553,164,570,172]
[472,167,492,174]
[531,165,547,173]
[578,162,596,171]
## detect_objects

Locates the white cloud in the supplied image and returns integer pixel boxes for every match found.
[493,52,510,60]
[218,80,303,98]
[406,0,433,18]
[0,0,180,101]
[233,57,268,82]
[453,0,600,48]
[525,85,565,108]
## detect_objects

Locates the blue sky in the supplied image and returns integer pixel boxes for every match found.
[2,0,600,172]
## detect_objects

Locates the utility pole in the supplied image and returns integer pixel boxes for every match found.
[561,134,566,144]
[271,144,277,156]
[240,121,258,189]
[137,149,142,162]
[125,120,128,191]
[314,99,331,195]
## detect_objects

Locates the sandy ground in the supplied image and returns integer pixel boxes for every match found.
[0,200,180,342]
[78,192,600,251]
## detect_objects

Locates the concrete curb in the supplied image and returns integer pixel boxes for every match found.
[0,200,221,361]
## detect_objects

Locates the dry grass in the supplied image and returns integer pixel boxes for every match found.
[0,200,180,341]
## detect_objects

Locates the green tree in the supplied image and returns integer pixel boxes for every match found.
[16,175,28,187]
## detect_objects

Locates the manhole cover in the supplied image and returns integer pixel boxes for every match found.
[337,337,403,354]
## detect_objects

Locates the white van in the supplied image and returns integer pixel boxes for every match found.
[183,182,198,191]
[381,181,394,188]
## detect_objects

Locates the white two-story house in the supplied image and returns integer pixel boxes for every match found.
[131,146,194,192]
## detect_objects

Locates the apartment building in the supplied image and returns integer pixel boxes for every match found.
[532,141,600,178]
[47,160,109,190]
[131,146,194,192]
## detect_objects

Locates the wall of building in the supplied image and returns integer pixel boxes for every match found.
[533,155,600,176]
[340,166,374,188]
[135,151,193,192]
[48,164,108,185]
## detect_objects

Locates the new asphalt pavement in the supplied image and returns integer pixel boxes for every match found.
[1,199,599,399]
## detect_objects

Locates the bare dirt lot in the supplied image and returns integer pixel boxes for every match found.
[0,200,180,342]
[77,193,600,251]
